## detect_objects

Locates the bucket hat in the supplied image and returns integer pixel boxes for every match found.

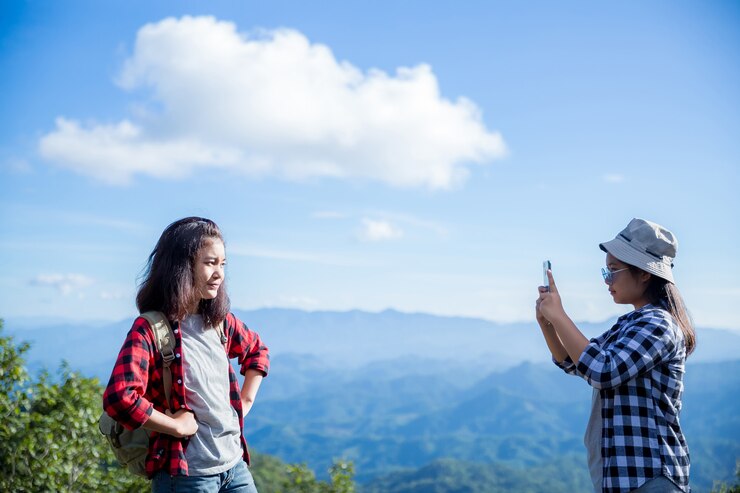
[599,218,677,283]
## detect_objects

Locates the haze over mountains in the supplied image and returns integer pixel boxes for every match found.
[6,307,740,379]
[4,308,739,492]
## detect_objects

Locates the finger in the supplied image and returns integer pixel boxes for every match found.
[538,286,548,294]
[547,270,558,293]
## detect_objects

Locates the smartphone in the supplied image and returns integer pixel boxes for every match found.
[543,260,551,291]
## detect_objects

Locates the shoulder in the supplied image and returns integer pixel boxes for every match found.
[633,305,676,328]
[623,305,680,343]
[223,312,253,335]
[127,316,157,346]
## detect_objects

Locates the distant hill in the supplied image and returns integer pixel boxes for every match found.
[3,309,738,492]
[4,307,739,381]
[247,357,739,491]
[360,456,593,493]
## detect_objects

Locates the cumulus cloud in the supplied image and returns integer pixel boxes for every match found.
[30,274,94,295]
[312,210,349,220]
[39,16,506,189]
[603,173,625,184]
[4,157,33,174]
[357,218,403,242]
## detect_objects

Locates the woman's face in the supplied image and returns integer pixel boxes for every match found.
[604,252,650,308]
[193,238,226,302]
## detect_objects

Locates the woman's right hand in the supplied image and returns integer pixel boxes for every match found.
[166,409,198,438]
[537,269,566,327]
[535,286,552,328]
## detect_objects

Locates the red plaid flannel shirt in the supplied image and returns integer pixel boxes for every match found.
[102,312,269,478]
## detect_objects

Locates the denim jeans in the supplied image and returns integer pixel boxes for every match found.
[631,476,684,493]
[152,460,258,493]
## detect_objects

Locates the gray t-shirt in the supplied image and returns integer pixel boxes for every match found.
[585,388,603,493]
[180,315,243,475]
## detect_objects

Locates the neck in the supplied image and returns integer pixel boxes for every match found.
[187,299,200,315]
[632,297,650,311]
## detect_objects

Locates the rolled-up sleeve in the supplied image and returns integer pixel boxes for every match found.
[226,313,270,377]
[553,355,580,375]
[576,311,677,390]
[102,318,155,430]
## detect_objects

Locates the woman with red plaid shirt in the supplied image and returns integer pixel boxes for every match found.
[103,217,269,492]
[535,219,695,493]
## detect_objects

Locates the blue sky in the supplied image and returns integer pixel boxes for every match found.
[1,1,738,329]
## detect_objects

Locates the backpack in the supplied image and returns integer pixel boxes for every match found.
[98,311,177,477]
[99,312,229,477]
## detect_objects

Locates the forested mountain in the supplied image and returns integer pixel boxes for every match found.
[249,356,739,492]
[4,310,739,492]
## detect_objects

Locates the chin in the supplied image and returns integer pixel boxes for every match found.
[201,291,218,300]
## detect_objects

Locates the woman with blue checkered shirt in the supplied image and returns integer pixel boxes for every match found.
[535,218,695,493]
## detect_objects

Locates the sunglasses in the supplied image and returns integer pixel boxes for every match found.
[601,267,629,284]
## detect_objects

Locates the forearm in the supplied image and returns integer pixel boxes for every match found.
[550,314,590,364]
[240,369,263,415]
[141,408,188,437]
[539,322,569,363]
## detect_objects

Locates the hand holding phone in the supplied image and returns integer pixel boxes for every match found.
[543,260,551,291]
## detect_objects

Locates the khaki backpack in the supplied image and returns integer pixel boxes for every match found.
[98,311,177,477]
[99,312,228,477]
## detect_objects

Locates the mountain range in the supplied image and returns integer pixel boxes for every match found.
[5,307,740,380]
[3,308,739,492]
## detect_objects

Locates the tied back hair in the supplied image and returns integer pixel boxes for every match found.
[628,266,696,356]
[136,217,230,326]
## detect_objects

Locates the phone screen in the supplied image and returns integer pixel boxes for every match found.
[543,260,551,291]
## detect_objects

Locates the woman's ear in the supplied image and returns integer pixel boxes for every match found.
[640,271,652,286]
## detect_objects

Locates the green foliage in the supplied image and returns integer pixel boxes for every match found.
[0,321,147,492]
[711,461,740,493]
[0,320,357,493]
[362,455,592,493]
[250,453,355,493]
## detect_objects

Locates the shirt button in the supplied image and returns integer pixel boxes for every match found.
[174,329,179,334]
[180,405,185,409]
[176,353,181,358]
[177,379,182,384]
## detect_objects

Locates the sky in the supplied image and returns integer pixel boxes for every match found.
[1,1,738,330]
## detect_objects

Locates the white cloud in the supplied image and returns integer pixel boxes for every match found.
[100,290,128,300]
[268,295,321,309]
[228,244,361,266]
[30,274,95,295]
[3,157,33,174]
[357,218,403,242]
[312,210,348,220]
[39,16,506,189]
[365,209,448,237]
[603,173,625,184]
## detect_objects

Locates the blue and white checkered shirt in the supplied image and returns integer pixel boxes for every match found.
[555,304,690,493]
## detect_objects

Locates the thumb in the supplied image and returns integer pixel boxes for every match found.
[547,269,558,293]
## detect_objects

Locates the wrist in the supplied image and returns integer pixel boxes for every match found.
[172,419,184,438]
[172,414,189,438]
[548,311,569,328]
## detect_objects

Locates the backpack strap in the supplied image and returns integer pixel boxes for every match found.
[140,311,176,411]
[218,317,228,345]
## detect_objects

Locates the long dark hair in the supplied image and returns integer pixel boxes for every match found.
[628,266,696,356]
[136,217,230,326]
